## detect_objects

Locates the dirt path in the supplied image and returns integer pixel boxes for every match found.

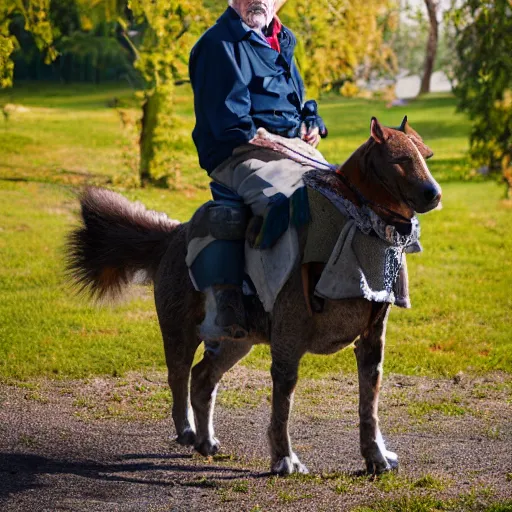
[1,367,511,511]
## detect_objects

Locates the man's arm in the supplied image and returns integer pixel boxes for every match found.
[190,38,257,146]
[289,59,327,148]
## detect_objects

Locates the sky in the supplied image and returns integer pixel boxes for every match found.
[406,0,457,14]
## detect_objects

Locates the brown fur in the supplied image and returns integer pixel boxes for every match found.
[67,118,441,475]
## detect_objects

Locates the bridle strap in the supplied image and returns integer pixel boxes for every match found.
[334,167,412,225]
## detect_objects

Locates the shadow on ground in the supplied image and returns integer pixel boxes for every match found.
[0,451,265,500]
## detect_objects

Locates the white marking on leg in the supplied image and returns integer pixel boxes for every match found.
[377,430,397,461]
[199,288,225,341]
[207,384,218,441]
[187,398,196,432]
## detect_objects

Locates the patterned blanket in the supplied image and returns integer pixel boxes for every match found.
[246,185,417,312]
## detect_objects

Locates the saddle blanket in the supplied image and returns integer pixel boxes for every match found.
[246,188,413,312]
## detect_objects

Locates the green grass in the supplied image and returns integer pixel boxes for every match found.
[0,84,470,188]
[353,496,512,512]
[0,82,206,189]
[318,93,473,182]
[0,83,511,381]
[0,180,208,380]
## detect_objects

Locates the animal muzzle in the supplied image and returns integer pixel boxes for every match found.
[415,182,442,213]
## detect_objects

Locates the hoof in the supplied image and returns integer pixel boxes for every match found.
[385,451,399,471]
[195,438,220,457]
[365,454,399,475]
[271,454,309,476]
[176,428,196,447]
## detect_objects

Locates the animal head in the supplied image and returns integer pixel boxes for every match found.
[366,116,442,214]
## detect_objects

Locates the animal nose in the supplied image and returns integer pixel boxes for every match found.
[424,185,441,204]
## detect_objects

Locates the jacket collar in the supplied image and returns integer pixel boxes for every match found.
[218,6,295,64]
[219,7,254,42]
[220,7,280,45]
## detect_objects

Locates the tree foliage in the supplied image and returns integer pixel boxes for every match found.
[1,0,57,87]
[280,0,398,97]
[0,14,15,88]
[448,0,512,189]
[390,2,428,77]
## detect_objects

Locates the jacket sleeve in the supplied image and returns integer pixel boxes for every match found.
[290,59,306,108]
[190,38,257,145]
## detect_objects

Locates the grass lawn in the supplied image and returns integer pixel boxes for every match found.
[0,83,510,382]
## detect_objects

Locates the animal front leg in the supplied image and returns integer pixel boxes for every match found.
[354,305,398,474]
[268,358,308,475]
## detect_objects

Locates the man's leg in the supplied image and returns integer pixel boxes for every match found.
[211,148,310,217]
[188,203,249,339]
[202,150,313,339]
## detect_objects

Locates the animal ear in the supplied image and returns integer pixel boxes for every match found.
[370,117,386,144]
[399,115,408,132]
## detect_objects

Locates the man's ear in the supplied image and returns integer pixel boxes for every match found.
[370,117,386,144]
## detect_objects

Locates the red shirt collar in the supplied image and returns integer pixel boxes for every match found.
[266,16,282,53]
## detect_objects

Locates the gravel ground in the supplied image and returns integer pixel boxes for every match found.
[1,367,511,511]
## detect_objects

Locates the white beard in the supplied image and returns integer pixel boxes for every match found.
[233,1,274,31]
[245,12,268,30]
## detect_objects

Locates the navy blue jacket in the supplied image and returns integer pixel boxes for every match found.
[189,7,306,173]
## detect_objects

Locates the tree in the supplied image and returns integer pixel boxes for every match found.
[1,0,208,188]
[279,0,397,97]
[0,11,16,88]
[1,0,57,87]
[448,0,512,195]
[126,0,209,187]
[418,0,438,95]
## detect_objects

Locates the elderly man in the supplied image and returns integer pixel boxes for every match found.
[189,0,327,337]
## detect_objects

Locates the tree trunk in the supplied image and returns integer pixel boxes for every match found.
[419,0,439,95]
[139,86,180,188]
[139,92,159,185]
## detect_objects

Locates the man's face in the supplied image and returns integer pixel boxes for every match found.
[232,0,277,30]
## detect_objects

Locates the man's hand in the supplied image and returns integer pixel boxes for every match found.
[300,123,321,148]
[300,100,328,148]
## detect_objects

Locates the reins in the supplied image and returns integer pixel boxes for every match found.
[334,166,412,225]
[269,139,412,225]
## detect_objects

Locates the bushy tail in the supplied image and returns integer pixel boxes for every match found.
[66,187,181,301]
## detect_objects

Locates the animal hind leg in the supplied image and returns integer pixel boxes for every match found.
[354,304,398,474]
[163,327,201,446]
[191,339,253,456]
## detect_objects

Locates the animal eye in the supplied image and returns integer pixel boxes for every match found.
[389,157,410,165]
